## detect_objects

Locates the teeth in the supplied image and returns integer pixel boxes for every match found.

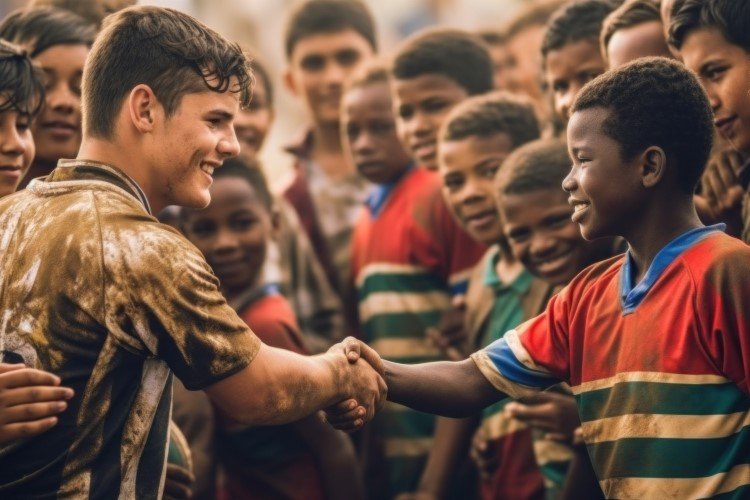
[201,164,214,175]
[574,204,588,213]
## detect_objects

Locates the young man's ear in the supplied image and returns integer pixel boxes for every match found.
[128,84,162,134]
[283,68,299,98]
[640,146,667,188]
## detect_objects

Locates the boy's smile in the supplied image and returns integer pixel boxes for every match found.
[564,107,643,241]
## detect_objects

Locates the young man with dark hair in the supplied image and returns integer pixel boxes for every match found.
[281,0,377,305]
[476,29,510,91]
[332,58,750,499]
[541,0,618,126]
[670,0,750,245]
[601,0,672,69]
[0,7,96,189]
[0,6,384,497]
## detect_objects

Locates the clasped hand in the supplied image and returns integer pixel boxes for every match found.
[324,337,386,432]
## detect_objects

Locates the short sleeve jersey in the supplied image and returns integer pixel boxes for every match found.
[471,227,750,499]
[0,161,260,498]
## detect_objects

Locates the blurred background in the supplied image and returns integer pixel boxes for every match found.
[0,0,523,185]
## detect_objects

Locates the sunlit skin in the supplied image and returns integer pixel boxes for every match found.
[606,21,673,69]
[0,106,35,198]
[392,74,469,170]
[505,25,546,102]
[284,29,375,128]
[439,133,514,245]
[681,28,750,156]
[182,176,276,301]
[545,40,607,125]
[341,82,412,185]
[234,78,273,163]
[28,44,88,181]
[499,187,609,286]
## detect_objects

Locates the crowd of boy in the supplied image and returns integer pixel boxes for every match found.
[0,0,747,498]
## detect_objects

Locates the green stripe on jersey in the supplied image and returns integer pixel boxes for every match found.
[358,272,446,299]
[363,311,442,341]
[576,381,750,422]
[587,424,750,479]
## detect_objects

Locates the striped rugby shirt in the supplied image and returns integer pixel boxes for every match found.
[471,226,750,499]
[0,161,260,498]
[351,166,486,495]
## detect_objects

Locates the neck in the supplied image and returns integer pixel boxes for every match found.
[310,121,353,178]
[77,137,165,213]
[625,195,703,282]
[495,251,524,284]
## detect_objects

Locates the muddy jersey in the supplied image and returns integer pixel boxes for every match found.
[0,160,260,499]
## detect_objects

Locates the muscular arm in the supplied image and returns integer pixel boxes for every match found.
[384,358,503,418]
[205,343,385,426]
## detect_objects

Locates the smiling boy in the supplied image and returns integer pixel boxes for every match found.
[330,58,750,499]
[0,6,385,497]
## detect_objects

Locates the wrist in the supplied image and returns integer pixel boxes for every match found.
[321,351,350,403]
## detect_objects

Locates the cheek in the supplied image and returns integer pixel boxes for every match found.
[22,134,35,170]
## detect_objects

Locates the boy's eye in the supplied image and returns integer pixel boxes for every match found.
[346,123,360,139]
[552,81,568,93]
[189,221,215,237]
[443,174,464,191]
[507,229,529,243]
[231,216,255,231]
[398,106,414,120]
[423,99,449,113]
[704,65,728,81]
[300,55,326,72]
[335,49,361,67]
[545,213,572,229]
[479,163,500,178]
[370,120,394,135]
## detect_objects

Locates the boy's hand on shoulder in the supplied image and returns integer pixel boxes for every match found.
[504,391,580,444]
[697,150,745,233]
[324,338,387,432]
[0,363,74,445]
[163,463,195,499]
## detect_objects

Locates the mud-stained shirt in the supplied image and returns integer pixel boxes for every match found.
[0,160,261,499]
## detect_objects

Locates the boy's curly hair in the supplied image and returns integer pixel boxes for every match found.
[572,57,713,194]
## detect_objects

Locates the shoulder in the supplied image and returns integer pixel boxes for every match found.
[682,233,750,293]
[557,254,624,304]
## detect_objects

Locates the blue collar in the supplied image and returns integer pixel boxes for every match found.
[620,224,725,314]
[364,164,413,218]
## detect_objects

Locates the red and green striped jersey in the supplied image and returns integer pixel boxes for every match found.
[472,227,750,499]
[352,167,486,495]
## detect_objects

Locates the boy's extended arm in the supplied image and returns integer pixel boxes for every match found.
[384,359,503,417]
[204,341,386,427]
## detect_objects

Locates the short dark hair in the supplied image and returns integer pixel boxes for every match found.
[441,91,541,148]
[669,0,750,51]
[213,157,274,212]
[504,0,568,38]
[28,0,136,26]
[0,7,96,57]
[497,138,571,195]
[602,0,662,57]
[344,60,390,94]
[0,40,45,118]
[392,28,493,96]
[542,0,620,60]
[284,0,377,59]
[82,6,251,139]
[572,57,714,194]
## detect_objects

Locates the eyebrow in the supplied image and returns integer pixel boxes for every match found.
[207,110,235,120]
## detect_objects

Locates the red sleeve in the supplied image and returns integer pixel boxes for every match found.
[694,247,750,395]
[240,295,310,355]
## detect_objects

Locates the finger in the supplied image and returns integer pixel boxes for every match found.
[701,172,718,205]
[708,168,728,198]
[723,150,744,177]
[163,479,193,499]
[0,368,61,390]
[425,328,446,348]
[327,417,364,433]
[341,337,362,363]
[0,416,59,444]
[0,364,24,375]
[323,406,365,426]
[0,386,74,407]
[358,343,385,376]
[325,399,359,416]
[717,152,738,187]
[0,401,68,425]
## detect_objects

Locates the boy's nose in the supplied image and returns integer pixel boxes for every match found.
[562,169,578,193]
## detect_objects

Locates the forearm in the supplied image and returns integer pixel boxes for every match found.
[417,416,478,497]
[384,359,502,417]
[206,344,347,426]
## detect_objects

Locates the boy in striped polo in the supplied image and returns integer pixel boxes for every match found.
[343,54,488,495]
[331,58,750,499]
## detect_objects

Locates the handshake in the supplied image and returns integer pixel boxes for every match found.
[324,337,388,432]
